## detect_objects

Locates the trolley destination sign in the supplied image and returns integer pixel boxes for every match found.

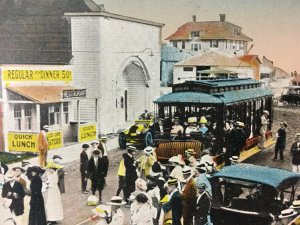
[63,89,87,99]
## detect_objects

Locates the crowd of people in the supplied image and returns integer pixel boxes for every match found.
[0,155,65,225]
[85,140,216,225]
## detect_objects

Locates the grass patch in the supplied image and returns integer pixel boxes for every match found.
[0,152,37,164]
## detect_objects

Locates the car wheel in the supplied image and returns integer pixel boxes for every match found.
[145,132,153,147]
[119,133,127,149]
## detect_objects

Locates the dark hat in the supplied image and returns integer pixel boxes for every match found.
[196,163,207,173]
[167,178,178,187]
[283,122,288,127]
[82,144,90,149]
[52,155,62,160]
[28,166,45,175]
[135,193,149,204]
[21,161,31,167]
[93,149,101,155]
[12,167,25,173]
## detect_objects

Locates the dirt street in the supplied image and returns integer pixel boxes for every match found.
[61,106,300,225]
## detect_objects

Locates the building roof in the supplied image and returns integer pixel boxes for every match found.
[239,55,262,65]
[214,163,300,191]
[65,11,164,27]
[292,76,300,82]
[166,21,252,42]
[188,78,260,87]
[0,0,90,65]
[161,44,192,62]
[7,86,78,104]
[175,51,250,67]
[154,87,272,105]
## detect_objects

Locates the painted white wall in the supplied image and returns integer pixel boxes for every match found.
[70,15,162,134]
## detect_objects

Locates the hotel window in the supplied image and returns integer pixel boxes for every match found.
[24,104,32,130]
[49,104,61,125]
[173,41,178,48]
[183,67,193,72]
[182,41,185,49]
[191,31,200,38]
[63,102,69,124]
[191,43,201,51]
[210,40,218,48]
[120,97,124,108]
[14,104,21,130]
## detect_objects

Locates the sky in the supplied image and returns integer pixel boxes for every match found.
[98,0,300,74]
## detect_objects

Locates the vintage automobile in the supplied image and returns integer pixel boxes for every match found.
[210,164,300,225]
[118,119,154,149]
[278,86,300,106]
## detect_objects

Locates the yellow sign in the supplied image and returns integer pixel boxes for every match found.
[8,132,37,152]
[3,70,72,81]
[79,124,97,142]
[47,131,63,150]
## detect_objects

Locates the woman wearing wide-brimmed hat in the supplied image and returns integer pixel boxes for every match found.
[44,163,64,225]
[28,166,47,225]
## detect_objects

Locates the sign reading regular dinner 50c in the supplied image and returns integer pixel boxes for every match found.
[3,69,72,81]
[79,124,97,142]
[8,131,63,152]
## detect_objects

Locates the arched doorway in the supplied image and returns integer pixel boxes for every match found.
[116,56,150,126]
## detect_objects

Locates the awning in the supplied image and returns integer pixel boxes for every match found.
[7,86,81,104]
[154,87,273,105]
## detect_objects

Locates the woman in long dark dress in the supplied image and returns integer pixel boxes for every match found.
[28,166,47,225]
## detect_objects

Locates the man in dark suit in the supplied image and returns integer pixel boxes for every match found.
[162,178,183,225]
[80,144,90,194]
[2,170,25,225]
[123,145,138,205]
[87,149,109,203]
[194,183,211,225]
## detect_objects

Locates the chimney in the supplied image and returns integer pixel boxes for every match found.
[192,15,196,22]
[219,14,226,22]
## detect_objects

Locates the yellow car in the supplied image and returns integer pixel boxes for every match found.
[118,119,154,149]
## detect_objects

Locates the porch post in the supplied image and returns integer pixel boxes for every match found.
[36,104,40,131]
[77,100,80,142]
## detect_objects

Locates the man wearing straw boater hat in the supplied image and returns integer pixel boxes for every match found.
[105,196,126,224]
[2,170,25,225]
[123,145,138,206]
[181,166,197,225]
[162,178,183,225]
[137,146,155,179]
[194,182,211,225]
[259,110,269,149]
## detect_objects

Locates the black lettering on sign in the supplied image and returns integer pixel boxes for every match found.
[12,140,35,148]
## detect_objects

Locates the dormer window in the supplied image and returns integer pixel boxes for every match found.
[234,28,241,35]
[191,31,200,38]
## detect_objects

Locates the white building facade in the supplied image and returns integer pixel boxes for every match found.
[65,12,164,133]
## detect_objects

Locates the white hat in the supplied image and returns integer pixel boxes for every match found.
[263,110,269,116]
[168,156,179,164]
[144,146,154,154]
[107,196,126,206]
[43,125,50,130]
[92,204,111,218]
[278,208,297,219]
[182,166,191,175]
[5,170,14,180]
[230,156,239,161]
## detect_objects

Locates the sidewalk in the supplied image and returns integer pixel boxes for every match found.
[7,134,120,169]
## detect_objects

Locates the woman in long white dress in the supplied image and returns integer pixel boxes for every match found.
[45,166,63,224]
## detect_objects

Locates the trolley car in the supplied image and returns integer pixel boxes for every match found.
[153,78,274,164]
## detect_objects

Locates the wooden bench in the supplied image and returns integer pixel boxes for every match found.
[155,140,202,163]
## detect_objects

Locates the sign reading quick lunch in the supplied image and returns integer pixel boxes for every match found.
[3,69,72,81]
[79,124,97,142]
